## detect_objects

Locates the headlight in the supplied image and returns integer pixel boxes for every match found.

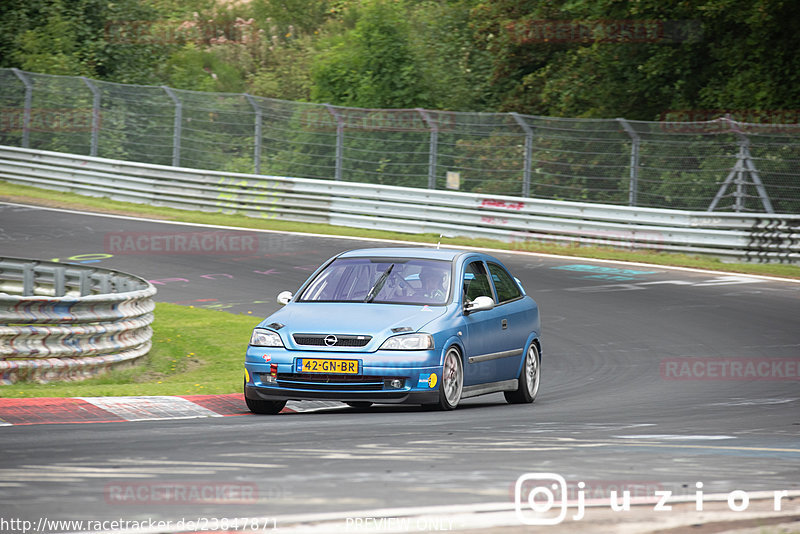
[379,333,434,350]
[250,329,284,347]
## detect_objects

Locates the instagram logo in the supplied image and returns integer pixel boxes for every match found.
[515,473,569,525]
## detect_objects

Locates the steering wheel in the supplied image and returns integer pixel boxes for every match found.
[387,273,414,297]
[427,288,445,301]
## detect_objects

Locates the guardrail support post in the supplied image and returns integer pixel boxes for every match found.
[324,104,344,181]
[54,267,66,297]
[98,273,111,294]
[79,270,91,296]
[22,263,34,297]
[81,77,102,157]
[245,94,262,174]
[162,86,182,167]
[417,108,438,189]
[511,112,534,197]
[11,69,32,149]
[617,118,640,207]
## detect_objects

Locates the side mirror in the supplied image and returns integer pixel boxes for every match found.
[277,291,293,305]
[465,295,494,314]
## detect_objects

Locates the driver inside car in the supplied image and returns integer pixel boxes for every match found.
[417,267,449,302]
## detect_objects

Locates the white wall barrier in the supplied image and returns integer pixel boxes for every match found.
[0,256,155,384]
[1,145,798,262]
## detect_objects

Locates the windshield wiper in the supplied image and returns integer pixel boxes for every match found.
[364,264,394,302]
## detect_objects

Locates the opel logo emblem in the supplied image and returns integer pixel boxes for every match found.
[324,335,338,346]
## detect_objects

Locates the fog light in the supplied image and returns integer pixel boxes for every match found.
[389,379,403,389]
[260,364,279,385]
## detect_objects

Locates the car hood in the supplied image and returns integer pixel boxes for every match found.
[257,302,449,351]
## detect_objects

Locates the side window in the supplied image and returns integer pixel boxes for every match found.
[463,261,493,302]
[488,262,522,303]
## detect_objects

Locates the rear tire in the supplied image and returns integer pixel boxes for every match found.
[505,342,540,404]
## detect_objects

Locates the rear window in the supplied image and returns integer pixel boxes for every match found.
[488,262,522,303]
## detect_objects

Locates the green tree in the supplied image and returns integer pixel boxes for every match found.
[1,0,171,83]
[311,0,430,108]
[407,0,494,112]
[469,0,800,119]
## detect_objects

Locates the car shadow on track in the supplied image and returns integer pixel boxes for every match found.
[276,395,518,416]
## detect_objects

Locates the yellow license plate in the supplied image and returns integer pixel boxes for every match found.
[296,359,359,374]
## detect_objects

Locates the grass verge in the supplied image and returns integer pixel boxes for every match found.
[2,180,799,279]
[0,303,255,398]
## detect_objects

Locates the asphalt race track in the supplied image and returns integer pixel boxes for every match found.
[1,202,799,532]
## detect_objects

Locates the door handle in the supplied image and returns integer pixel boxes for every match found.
[501,319,508,330]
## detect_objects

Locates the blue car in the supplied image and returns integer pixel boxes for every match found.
[244,247,541,413]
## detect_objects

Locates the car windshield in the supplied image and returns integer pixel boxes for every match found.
[299,257,452,305]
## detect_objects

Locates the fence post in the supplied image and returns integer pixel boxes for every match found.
[617,118,640,207]
[510,112,534,197]
[417,108,438,189]
[323,104,343,181]
[11,69,32,149]
[244,94,262,174]
[162,86,182,166]
[81,77,101,157]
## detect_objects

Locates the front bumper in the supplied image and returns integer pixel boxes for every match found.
[245,384,439,404]
[244,346,442,404]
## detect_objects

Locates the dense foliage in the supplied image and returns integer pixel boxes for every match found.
[2,0,798,213]
[2,0,798,120]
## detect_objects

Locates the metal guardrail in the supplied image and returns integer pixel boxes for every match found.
[1,145,799,262]
[0,256,156,384]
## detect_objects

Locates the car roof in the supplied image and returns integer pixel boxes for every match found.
[337,247,468,262]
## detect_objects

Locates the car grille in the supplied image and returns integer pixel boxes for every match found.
[292,334,372,347]
[276,373,397,391]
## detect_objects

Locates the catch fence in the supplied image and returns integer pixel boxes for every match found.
[1,68,799,213]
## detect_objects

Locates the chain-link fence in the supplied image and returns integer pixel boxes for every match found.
[2,68,799,213]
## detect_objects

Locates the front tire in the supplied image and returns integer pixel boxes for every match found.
[426,347,463,410]
[245,396,287,414]
[505,342,540,404]
[245,381,287,414]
